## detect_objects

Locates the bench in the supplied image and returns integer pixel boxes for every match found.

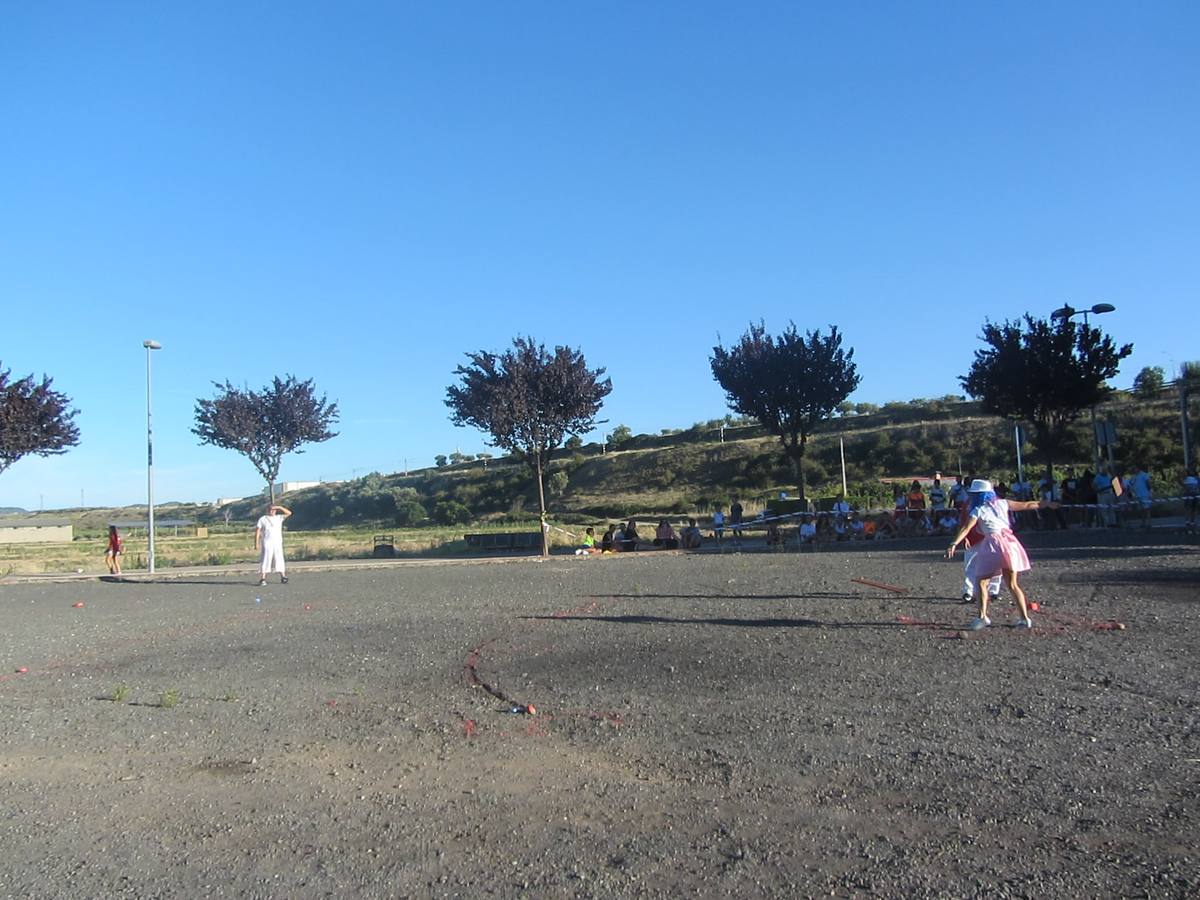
[373,534,396,558]
[464,532,543,551]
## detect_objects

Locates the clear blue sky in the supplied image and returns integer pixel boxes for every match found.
[2,2,1196,510]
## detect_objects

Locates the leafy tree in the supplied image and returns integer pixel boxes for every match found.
[395,500,427,526]
[547,469,569,498]
[710,322,860,501]
[448,451,475,465]
[432,499,472,526]
[434,454,448,468]
[564,435,584,450]
[960,314,1132,477]
[1132,366,1165,399]
[609,424,632,445]
[193,375,339,502]
[446,336,611,555]
[0,365,80,476]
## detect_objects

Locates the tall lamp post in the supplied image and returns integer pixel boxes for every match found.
[143,340,162,573]
[1050,303,1116,470]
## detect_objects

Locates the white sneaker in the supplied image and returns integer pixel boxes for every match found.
[1012,617,1032,629]
[968,616,991,631]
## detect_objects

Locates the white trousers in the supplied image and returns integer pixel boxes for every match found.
[261,542,286,576]
[963,546,999,596]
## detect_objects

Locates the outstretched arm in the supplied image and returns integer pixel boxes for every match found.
[272,505,293,518]
[1007,498,1057,512]
[946,516,979,558]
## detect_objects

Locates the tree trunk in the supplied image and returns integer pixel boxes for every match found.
[268,481,276,504]
[534,449,549,557]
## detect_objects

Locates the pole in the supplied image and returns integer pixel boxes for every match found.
[1183,384,1193,474]
[1014,425,1024,484]
[839,436,848,497]
[146,344,156,574]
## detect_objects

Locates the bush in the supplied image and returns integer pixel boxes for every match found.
[395,501,427,526]
[433,500,472,525]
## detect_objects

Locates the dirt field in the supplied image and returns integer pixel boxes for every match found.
[0,530,1196,898]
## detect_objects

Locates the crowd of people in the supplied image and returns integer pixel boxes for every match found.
[573,464,1185,558]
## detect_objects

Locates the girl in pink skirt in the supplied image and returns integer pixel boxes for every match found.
[945,478,1056,630]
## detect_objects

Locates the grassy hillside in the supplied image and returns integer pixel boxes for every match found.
[8,389,1192,541]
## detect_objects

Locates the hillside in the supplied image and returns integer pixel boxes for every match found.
[12,389,1191,534]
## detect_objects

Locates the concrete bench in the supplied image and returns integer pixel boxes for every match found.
[463,532,543,551]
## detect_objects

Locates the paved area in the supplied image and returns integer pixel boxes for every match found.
[0,529,1196,897]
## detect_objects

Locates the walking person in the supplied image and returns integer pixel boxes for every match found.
[945,479,1057,630]
[255,503,292,585]
[104,525,123,575]
[729,497,744,547]
[1183,466,1199,531]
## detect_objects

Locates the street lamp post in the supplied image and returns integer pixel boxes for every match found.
[144,340,162,573]
[1050,303,1116,470]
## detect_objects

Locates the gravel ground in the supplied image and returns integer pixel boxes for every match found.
[0,530,1197,898]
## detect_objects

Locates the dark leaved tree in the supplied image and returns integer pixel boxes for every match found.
[446,337,611,555]
[961,314,1132,477]
[193,375,339,502]
[0,364,81,476]
[710,322,859,501]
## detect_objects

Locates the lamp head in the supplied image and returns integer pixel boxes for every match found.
[1050,305,1076,321]
[143,340,162,350]
[1090,303,1116,315]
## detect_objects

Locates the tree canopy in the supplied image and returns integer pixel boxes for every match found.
[193,375,339,502]
[0,365,81,476]
[960,314,1132,473]
[445,336,611,555]
[710,322,859,500]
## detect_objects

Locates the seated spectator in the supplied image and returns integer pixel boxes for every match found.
[620,519,640,552]
[653,519,679,549]
[832,513,849,541]
[862,516,878,540]
[874,515,897,539]
[575,526,597,556]
[681,518,703,549]
[815,515,835,542]
[765,522,783,545]
[848,513,865,540]
[600,525,617,552]
[935,511,958,536]
[798,515,817,544]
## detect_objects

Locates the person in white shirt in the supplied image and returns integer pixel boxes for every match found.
[255,503,293,586]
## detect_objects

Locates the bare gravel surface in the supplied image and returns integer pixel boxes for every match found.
[1,530,1197,898]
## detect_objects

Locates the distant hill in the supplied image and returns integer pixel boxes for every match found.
[0,507,28,515]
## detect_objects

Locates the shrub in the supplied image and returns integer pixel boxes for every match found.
[433,500,472,525]
[395,501,427,526]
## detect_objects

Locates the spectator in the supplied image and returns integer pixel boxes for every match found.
[949,475,968,509]
[1094,467,1119,526]
[712,508,726,539]
[681,518,703,549]
[928,477,947,513]
[1079,468,1098,527]
[798,514,817,544]
[849,513,865,540]
[621,519,640,551]
[1183,467,1199,531]
[575,526,597,556]
[729,497,744,545]
[1127,465,1152,529]
[1041,478,1068,529]
[653,519,679,549]
[601,524,618,552]
[906,480,926,521]
[1062,468,1081,527]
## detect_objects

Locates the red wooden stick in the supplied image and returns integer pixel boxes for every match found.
[850,577,908,594]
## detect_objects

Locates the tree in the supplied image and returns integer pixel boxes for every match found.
[609,424,633,445]
[710,322,860,501]
[434,454,448,468]
[564,435,583,450]
[961,314,1132,476]
[0,365,80,476]
[1133,366,1165,399]
[446,336,612,555]
[193,375,339,502]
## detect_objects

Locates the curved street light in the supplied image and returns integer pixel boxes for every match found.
[1048,305,1117,470]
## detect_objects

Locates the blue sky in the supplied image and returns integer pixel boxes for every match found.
[2,2,1197,510]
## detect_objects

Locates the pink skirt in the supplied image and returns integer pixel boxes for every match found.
[966,530,1030,580]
